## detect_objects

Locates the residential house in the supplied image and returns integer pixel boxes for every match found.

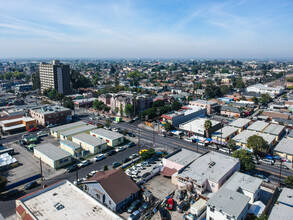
[211,126,239,144]
[221,105,244,118]
[229,118,251,132]
[274,138,293,165]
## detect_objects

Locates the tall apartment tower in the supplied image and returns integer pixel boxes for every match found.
[39,60,72,95]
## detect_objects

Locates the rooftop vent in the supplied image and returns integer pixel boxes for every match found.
[208,161,216,168]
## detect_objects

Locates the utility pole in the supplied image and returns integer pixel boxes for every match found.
[153,124,155,147]
[197,134,199,153]
[278,160,283,186]
[220,119,223,147]
[137,129,141,155]
[39,158,43,176]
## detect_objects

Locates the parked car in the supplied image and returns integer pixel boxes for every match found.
[177,201,190,213]
[127,200,141,213]
[128,210,141,220]
[112,162,122,168]
[128,119,135,123]
[106,150,117,156]
[260,158,274,165]
[128,132,136,137]
[37,131,48,137]
[2,189,21,200]
[142,172,151,179]
[129,153,139,159]
[24,181,39,190]
[218,147,230,154]
[112,128,119,132]
[77,160,91,168]
[126,142,136,148]
[47,124,57,128]
[66,164,79,172]
[28,127,39,132]
[122,157,131,163]
[254,174,270,183]
[139,202,151,213]
[159,207,168,220]
[115,146,125,152]
[88,121,94,124]
[96,123,104,128]
[95,154,105,161]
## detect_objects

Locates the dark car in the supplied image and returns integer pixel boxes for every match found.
[142,172,151,179]
[24,181,39,190]
[128,119,135,123]
[66,164,78,173]
[96,123,104,128]
[106,150,117,156]
[177,201,190,213]
[122,158,131,163]
[112,162,122,168]
[127,200,141,213]
[127,142,136,148]
[128,132,136,137]
[159,207,168,220]
[139,202,151,213]
[2,189,21,200]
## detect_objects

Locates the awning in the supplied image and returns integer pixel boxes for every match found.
[160,167,177,177]
[211,139,227,145]
[206,138,212,141]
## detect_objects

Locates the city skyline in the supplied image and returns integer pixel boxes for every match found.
[0,0,293,59]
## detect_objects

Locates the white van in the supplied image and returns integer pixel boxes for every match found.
[186,198,207,220]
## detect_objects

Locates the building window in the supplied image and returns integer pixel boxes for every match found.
[109,200,111,205]
[96,194,100,199]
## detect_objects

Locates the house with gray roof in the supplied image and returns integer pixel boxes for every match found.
[263,123,285,141]
[90,129,124,147]
[221,105,244,118]
[211,126,239,144]
[274,138,293,164]
[247,121,269,132]
[59,124,97,141]
[229,118,251,132]
[72,133,107,154]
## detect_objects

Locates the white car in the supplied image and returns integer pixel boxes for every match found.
[129,153,139,159]
[113,121,118,124]
[115,146,125,152]
[95,154,105,161]
[77,160,91,168]
[37,131,48,137]
[218,147,230,154]
[184,138,194,143]
[73,178,86,185]
[112,128,119,132]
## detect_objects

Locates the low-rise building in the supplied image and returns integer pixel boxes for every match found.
[247,121,270,133]
[15,180,123,220]
[161,105,206,127]
[14,84,33,92]
[34,143,72,169]
[262,123,285,141]
[60,140,82,157]
[0,117,36,134]
[220,105,244,118]
[189,100,219,115]
[246,84,284,97]
[179,118,221,137]
[83,169,140,212]
[72,133,107,154]
[274,138,293,163]
[211,126,239,144]
[50,121,87,138]
[228,118,251,132]
[30,105,72,126]
[269,187,293,220]
[161,149,201,177]
[172,151,240,196]
[90,129,124,147]
[59,124,97,141]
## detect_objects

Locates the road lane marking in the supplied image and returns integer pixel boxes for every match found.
[255,167,287,178]
[174,142,205,153]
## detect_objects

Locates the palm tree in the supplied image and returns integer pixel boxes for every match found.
[204,120,212,138]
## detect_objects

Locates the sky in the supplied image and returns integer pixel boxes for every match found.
[0,0,293,59]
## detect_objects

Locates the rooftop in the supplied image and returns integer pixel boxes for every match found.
[223,172,262,194]
[207,188,250,218]
[72,133,106,146]
[165,149,201,167]
[90,128,123,140]
[263,123,285,136]
[278,187,293,207]
[50,121,87,133]
[0,117,35,124]
[34,143,71,161]
[179,118,220,135]
[17,180,122,220]
[178,151,240,184]
[212,126,239,139]
[190,100,218,105]
[229,118,251,128]
[247,121,269,132]
[275,138,293,155]
[60,140,82,150]
[232,130,258,144]
[59,124,97,137]
[162,105,204,119]
[257,133,276,146]
[31,106,71,115]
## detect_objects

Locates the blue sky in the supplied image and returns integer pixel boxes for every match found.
[0,0,293,59]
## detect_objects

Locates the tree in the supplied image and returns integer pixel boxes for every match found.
[104,106,111,112]
[32,71,41,90]
[284,176,293,188]
[56,93,65,101]
[49,89,57,100]
[252,96,259,105]
[141,148,156,160]
[171,100,182,111]
[235,78,245,88]
[123,129,128,136]
[93,100,105,111]
[103,165,108,171]
[204,120,212,138]
[0,176,7,193]
[226,140,237,153]
[104,119,111,128]
[232,149,255,171]
[247,135,269,155]
[120,104,123,116]
[259,93,272,104]
[63,97,74,110]
[125,104,133,116]
[70,69,91,90]
[164,121,174,132]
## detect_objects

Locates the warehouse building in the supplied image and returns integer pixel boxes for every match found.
[59,124,97,141]
[211,126,239,144]
[90,129,124,147]
[34,143,72,169]
[228,118,251,132]
[60,139,82,157]
[0,117,36,134]
[262,123,285,141]
[72,133,107,154]
[247,121,269,133]
[50,121,87,138]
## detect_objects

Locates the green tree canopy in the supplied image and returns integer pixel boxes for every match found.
[93,100,106,111]
[235,78,245,88]
[259,93,272,104]
[232,149,255,171]
[104,119,111,128]
[247,135,269,155]
[70,69,92,89]
[125,104,133,115]
[164,121,174,132]
[284,176,293,188]
[63,97,74,110]
[227,140,237,153]
[0,176,7,193]
[204,120,212,138]
[171,100,182,111]
[252,96,259,105]
[141,148,156,160]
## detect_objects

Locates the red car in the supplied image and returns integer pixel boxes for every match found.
[88,121,94,124]
[28,127,39,132]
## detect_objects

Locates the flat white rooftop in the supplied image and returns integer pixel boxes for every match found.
[179,118,220,135]
[18,180,122,220]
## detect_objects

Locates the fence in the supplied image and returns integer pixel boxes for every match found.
[5,173,41,190]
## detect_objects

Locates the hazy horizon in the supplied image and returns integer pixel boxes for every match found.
[1,0,293,59]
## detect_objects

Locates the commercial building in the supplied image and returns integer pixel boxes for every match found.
[90,129,124,147]
[15,180,123,220]
[39,60,72,95]
[179,118,221,137]
[30,105,72,126]
[14,84,33,92]
[228,118,251,132]
[74,98,97,108]
[60,140,82,157]
[34,143,72,169]
[84,169,140,212]
[269,187,293,220]
[72,133,107,154]
[246,84,284,97]
[189,100,219,115]
[50,121,87,138]
[262,123,285,141]
[0,117,36,134]
[211,126,239,144]
[274,138,293,163]
[161,149,201,177]
[220,105,244,118]
[172,151,240,196]
[59,124,96,141]
[247,121,270,132]
[162,105,206,127]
